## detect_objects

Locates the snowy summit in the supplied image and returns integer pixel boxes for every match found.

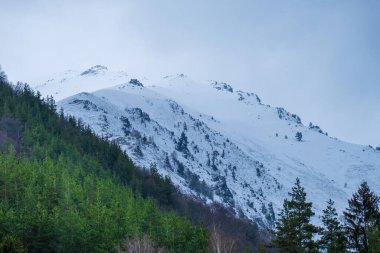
[31,65,380,227]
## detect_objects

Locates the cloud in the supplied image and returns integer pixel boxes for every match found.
[0,0,379,146]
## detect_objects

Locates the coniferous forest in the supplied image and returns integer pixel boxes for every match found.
[0,72,208,252]
[272,178,380,253]
[0,70,262,252]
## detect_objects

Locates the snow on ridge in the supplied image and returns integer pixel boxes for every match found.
[211,80,234,93]
[80,65,108,76]
[31,65,380,227]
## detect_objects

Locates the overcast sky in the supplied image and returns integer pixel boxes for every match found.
[1,0,379,146]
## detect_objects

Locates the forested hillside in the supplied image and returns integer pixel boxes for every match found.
[0,150,208,253]
[0,76,212,252]
[0,73,263,252]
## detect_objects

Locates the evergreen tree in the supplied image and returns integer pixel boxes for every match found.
[343,181,380,253]
[0,66,273,252]
[295,132,303,142]
[0,234,26,253]
[0,78,211,253]
[134,145,143,157]
[176,132,189,156]
[320,199,348,253]
[273,178,319,253]
[368,226,380,253]
[0,65,7,82]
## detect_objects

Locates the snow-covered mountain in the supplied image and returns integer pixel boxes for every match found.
[32,65,380,227]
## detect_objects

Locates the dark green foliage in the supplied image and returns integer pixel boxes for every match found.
[256,168,261,177]
[164,154,172,170]
[271,180,380,253]
[0,66,6,82]
[120,116,131,136]
[0,78,264,252]
[273,178,319,253]
[172,157,213,200]
[256,245,266,253]
[174,159,185,176]
[131,108,150,123]
[343,181,380,253]
[188,173,213,200]
[175,132,189,156]
[0,234,26,253]
[368,226,380,253]
[295,132,303,142]
[0,80,209,252]
[0,152,208,253]
[319,199,348,253]
[0,117,23,153]
[142,166,173,206]
[134,145,143,157]
[215,177,234,207]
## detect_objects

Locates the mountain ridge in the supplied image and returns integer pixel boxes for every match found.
[31,65,380,227]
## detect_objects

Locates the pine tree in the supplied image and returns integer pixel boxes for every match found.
[295,132,303,142]
[320,199,348,253]
[343,181,380,253]
[0,65,7,82]
[273,178,319,252]
[175,132,189,156]
[134,145,143,157]
[0,234,26,253]
[368,226,380,253]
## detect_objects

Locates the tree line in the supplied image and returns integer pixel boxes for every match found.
[272,178,380,253]
[0,67,266,252]
[0,74,210,252]
[0,147,209,253]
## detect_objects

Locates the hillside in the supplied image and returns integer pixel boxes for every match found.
[0,75,269,252]
[32,65,380,227]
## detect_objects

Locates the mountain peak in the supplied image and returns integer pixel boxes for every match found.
[32,68,380,228]
[129,79,144,87]
[163,73,187,80]
[80,65,108,76]
[211,81,234,93]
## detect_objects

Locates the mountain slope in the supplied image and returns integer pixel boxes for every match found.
[0,79,211,253]
[32,66,380,226]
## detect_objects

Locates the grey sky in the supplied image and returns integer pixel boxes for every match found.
[1,0,379,146]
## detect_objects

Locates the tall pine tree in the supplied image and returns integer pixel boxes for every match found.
[343,181,380,253]
[368,226,380,253]
[0,65,7,82]
[175,131,190,156]
[273,178,319,253]
[319,199,348,253]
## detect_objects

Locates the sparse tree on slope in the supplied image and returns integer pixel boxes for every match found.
[176,131,190,156]
[273,178,319,253]
[343,181,380,253]
[0,65,7,82]
[295,132,303,142]
[320,199,348,253]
